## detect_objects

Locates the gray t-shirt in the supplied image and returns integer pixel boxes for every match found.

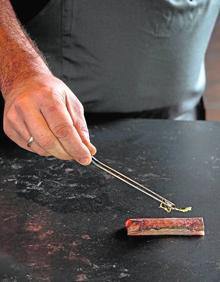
[25,0,220,119]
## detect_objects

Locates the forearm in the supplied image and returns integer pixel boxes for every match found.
[0,0,51,97]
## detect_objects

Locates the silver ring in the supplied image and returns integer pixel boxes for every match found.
[27,136,34,147]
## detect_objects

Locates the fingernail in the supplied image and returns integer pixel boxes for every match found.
[78,156,91,166]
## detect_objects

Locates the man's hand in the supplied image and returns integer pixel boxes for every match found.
[0,0,96,165]
[3,73,96,165]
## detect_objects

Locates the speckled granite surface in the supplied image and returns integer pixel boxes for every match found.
[1,119,220,281]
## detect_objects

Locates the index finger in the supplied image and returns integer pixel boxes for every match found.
[40,100,92,165]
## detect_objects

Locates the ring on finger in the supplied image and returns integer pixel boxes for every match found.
[27,136,34,147]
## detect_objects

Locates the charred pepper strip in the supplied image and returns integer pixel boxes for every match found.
[125,217,204,236]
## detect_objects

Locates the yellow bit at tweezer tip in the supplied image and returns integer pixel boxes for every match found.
[159,203,192,213]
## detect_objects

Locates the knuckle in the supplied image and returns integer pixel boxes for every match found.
[35,85,53,97]
[79,103,84,113]
[39,94,60,108]
[39,137,55,151]
[46,104,59,114]
[14,95,27,108]
[14,97,30,113]
[5,109,16,123]
[74,101,84,115]
[52,123,72,139]
[75,119,86,130]
[39,85,52,94]
[77,121,89,135]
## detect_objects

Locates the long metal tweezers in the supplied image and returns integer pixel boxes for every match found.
[91,157,191,213]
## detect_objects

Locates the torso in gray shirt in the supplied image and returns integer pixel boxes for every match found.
[23,0,220,119]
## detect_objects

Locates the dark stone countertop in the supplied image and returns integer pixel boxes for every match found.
[1,119,220,282]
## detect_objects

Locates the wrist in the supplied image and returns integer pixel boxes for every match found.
[1,63,52,99]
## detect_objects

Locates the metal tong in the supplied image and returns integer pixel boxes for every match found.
[91,157,192,213]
